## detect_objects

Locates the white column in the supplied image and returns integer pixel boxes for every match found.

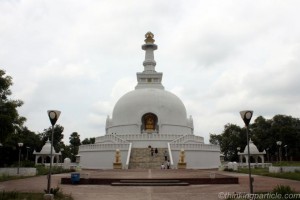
[51,155,54,165]
[245,155,249,164]
[261,155,265,163]
[35,155,39,165]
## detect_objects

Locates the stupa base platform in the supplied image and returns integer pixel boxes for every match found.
[61,169,238,185]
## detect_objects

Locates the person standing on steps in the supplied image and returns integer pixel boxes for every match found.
[155,148,158,157]
[166,160,170,169]
[164,150,168,161]
[151,148,154,157]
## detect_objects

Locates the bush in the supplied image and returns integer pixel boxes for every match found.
[36,165,73,175]
[224,168,234,172]
[0,191,44,200]
[0,174,10,182]
[0,190,72,200]
[44,187,73,199]
[44,186,60,196]
[22,160,35,167]
[0,191,18,199]
[272,185,300,200]
[0,174,28,182]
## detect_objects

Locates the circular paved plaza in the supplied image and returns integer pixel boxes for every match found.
[1,170,300,200]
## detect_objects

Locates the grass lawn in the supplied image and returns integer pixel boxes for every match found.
[0,166,73,182]
[237,167,300,181]
[0,174,30,182]
[272,161,300,166]
[0,191,73,200]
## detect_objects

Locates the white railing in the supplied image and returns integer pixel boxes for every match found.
[117,134,182,142]
[95,134,206,145]
[125,143,132,169]
[167,142,174,166]
[170,134,204,144]
[170,143,220,151]
[95,134,129,144]
[79,143,130,151]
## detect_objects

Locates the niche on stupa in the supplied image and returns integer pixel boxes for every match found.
[141,113,158,133]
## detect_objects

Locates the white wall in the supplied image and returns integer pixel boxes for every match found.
[80,150,129,169]
[108,125,139,135]
[269,166,300,173]
[108,125,192,135]
[171,150,221,169]
[0,168,37,176]
[160,125,192,135]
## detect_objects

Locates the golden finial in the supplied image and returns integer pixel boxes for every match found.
[144,31,155,44]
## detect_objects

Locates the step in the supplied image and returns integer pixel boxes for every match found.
[120,179,181,183]
[129,148,169,169]
[111,182,189,186]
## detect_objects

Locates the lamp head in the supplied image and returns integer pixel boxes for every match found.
[47,110,61,126]
[239,110,253,127]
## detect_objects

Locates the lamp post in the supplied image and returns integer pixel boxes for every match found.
[284,145,288,161]
[17,142,23,174]
[60,148,64,164]
[46,110,61,195]
[240,110,253,194]
[26,147,30,160]
[237,147,241,163]
[276,141,282,163]
[0,143,2,166]
[266,148,269,162]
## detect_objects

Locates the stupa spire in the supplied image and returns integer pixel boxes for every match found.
[142,32,157,71]
[135,32,164,90]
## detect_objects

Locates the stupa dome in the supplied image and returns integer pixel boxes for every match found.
[40,140,56,154]
[243,140,260,154]
[112,88,187,126]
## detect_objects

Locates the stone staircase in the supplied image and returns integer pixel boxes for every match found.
[128,148,168,169]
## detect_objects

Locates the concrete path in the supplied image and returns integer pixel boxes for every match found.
[1,170,300,200]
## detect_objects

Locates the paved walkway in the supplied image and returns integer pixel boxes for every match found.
[1,170,300,200]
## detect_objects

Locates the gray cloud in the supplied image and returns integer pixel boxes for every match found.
[1,0,300,143]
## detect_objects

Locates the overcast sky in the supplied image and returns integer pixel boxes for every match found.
[1,0,300,144]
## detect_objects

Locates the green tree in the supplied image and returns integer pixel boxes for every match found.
[20,127,41,161]
[1,126,41,166]
[269,115,300,160]
[69,132,81,146]
[81,137,95,144]
[0,69,27,166]
[210,124,246,161]
[59,142,71,163]
[69,132,81,162]
[0,69,26,144]
[38,125,64,152]
[250,114,300,161]
[210,114,300,162]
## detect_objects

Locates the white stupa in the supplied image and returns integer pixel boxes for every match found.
[238,139,266,164]
[33,139,61,165]
[78,32,220,169]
